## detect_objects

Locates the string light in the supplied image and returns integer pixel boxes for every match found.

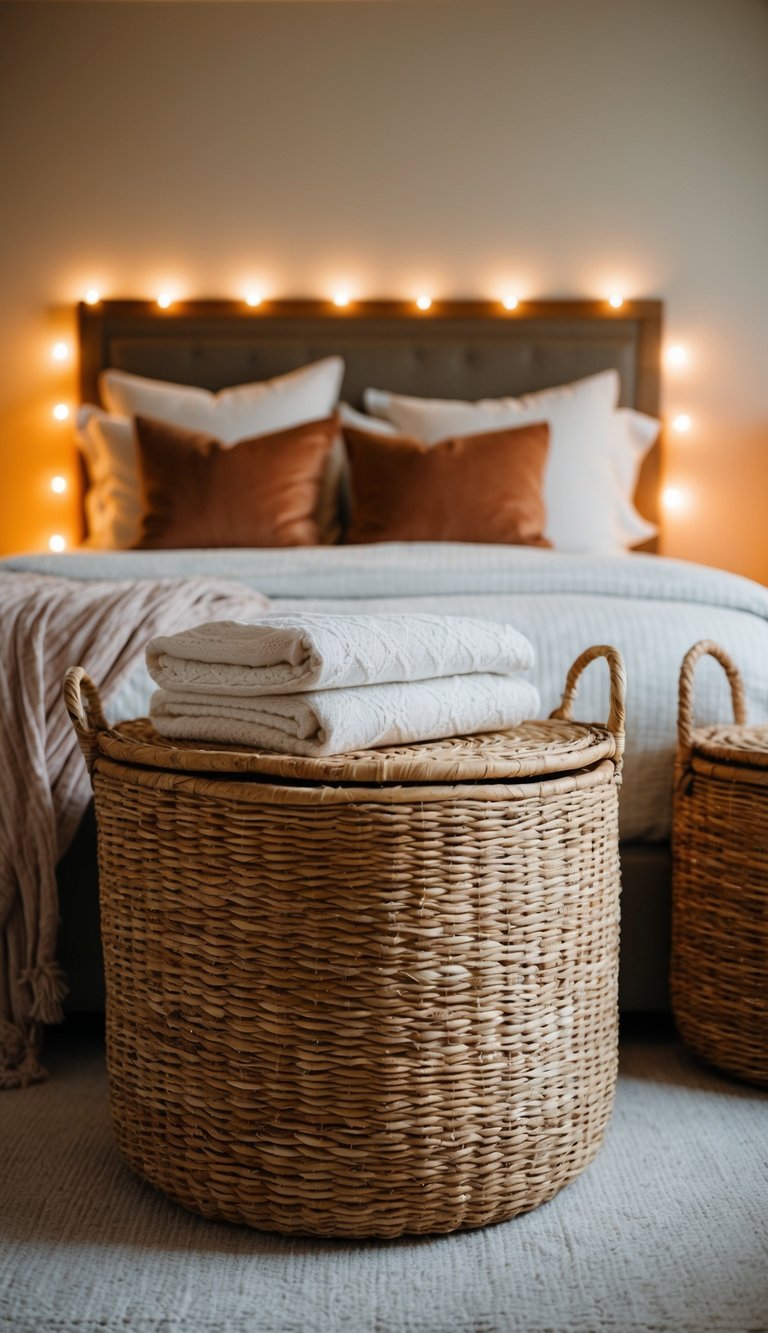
[662,486,687,511]
[672,413,692,433]
[50,475,67,494]
[52,403,70,421]
[70,290,665,313]
[51,341,69,362]
[48,534,66,552]
[666,344,689,368]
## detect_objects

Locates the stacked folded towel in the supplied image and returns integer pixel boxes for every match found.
[147,612,540,756]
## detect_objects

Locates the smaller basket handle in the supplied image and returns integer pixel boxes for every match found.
[677,640,747,770]
[63,667,108,777]
[549,644,626,764]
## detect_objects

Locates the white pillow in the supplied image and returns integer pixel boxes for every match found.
[363,372,659,552]
[79,357,345,548]
[339,402,399,436]
[363,371,625,552]
[100,357,344,441]
[612,408,660,547]
[77,409,141,548]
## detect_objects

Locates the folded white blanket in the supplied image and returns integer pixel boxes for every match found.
[146,613,535,696]
[150,673,541,757]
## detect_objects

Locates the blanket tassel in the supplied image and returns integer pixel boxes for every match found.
[0,1018,48,1089]
[21,963,69,1025]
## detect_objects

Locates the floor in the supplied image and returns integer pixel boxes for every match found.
[0,1018,766,1333]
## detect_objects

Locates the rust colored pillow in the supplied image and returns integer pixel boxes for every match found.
[343,421,551,546]
[133,414,337,549]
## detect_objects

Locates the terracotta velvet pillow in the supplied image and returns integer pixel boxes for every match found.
[133,414,337,549]
[343,421,551,546]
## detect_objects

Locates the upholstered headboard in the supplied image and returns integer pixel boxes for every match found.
[79,298,663,540]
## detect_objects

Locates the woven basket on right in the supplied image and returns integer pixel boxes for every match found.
[672,640,768,1087]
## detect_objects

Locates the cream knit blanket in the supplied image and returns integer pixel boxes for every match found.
[146,612,535,694]
[150,673,541,757]
[0,572,267,1089]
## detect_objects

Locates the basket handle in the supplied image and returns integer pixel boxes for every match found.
[549,645,626,763]
[677,640,747,769]
[63,667,108,776]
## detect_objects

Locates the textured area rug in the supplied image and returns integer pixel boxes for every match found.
[0,1021,766,1333]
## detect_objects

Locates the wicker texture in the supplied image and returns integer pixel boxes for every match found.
[64,646,624,1238]
[672,641,768,1087]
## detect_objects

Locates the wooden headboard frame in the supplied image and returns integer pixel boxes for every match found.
[78,298,663,547]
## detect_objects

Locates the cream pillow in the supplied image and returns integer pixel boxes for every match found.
[611,408,659,547]
[100,357,344,439]
[77,410,140,548]
[339,403,398,436]
[79,357,345,548]
[364,372,659,553]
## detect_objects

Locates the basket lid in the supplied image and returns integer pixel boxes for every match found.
[691,723,768,771]
[94,715,619,785]
[678,641,768,774]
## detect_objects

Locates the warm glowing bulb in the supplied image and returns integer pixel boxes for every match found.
[666,344,688,368]
[416,295,432,311]
[672,413,692,433]
[333,292,350,308]
[502,295,519,311]
[52,403,70,421]
[49,534,66,552]
[244,291,262,308]
[83,289,100,305]
[156,293,173,309]
[662,486,687,511]
[50,475,67,494]
[608,294,624,309]
[51,341,69,362]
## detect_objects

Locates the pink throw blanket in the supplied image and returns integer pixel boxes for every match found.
[0,573,268,1088]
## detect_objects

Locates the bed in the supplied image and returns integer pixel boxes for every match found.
[6,297,768,1016]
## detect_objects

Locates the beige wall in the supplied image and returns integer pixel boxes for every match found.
[1,0,767,579]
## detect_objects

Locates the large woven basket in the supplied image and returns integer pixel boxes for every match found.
[64,644,625,1238]
[672,640,768,1087]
